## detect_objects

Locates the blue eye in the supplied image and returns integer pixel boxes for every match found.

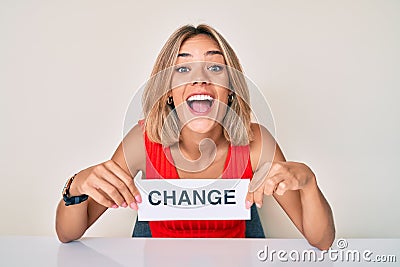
[208,65,223,72]
[176,66,190,73]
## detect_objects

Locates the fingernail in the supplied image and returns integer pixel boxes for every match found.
[135,195,142,203]
[121,202,127,208]
[111,204,118,209]
[245,200,253,209]
[130,202,138,210]
[256,203,262,208]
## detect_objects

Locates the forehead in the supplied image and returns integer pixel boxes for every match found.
[179,34,221,53]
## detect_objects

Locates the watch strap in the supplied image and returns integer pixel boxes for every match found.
[63,174,88,206]
[63,194,88,206]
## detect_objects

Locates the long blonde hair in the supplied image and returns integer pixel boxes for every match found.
[142,24,253,146]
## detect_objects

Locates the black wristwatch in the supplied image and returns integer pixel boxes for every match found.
[62,174,88,206]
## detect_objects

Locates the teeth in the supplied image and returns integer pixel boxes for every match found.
[187,94,214,101]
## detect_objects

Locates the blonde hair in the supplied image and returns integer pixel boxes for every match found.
[142,24,253,146]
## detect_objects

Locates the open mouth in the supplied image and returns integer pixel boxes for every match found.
[186,94,214,114]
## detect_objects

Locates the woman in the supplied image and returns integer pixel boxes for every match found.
[55,24,335,250]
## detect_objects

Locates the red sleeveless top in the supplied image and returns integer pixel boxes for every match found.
[144,130,253,238]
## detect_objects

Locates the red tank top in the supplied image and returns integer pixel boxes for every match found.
[144,130,253,238]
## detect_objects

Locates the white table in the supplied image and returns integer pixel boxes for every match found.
[0,236,398,266]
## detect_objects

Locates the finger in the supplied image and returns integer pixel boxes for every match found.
[95,164,136,207]
[263,175,285,196]
[274,176,300,195]
[102,168,136,208]
[274,181,288,196]
[253,187,264,208]
[96,188,137,210]
[104,161,142,204]
[245,191,254,209]
[90,178,126,207]
[86,188,116,208]
[105,176,136,208]
[248,161,272,192]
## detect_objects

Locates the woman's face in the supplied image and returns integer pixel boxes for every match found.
[170,34,230,135]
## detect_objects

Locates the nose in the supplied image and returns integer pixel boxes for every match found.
[192,80,208,86]
[190,63,210,85]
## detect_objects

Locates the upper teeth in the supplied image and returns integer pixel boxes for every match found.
[187,95,214,101]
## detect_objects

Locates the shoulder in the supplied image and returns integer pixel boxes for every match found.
[249,123,283,171]
[112,123,146,175]
[249,122,275,152]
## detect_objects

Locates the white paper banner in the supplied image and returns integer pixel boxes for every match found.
[135,179,250,221]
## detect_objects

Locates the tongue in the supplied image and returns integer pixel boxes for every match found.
[191,100,211,113]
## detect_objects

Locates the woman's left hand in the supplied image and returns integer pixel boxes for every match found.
[245,161,317,209]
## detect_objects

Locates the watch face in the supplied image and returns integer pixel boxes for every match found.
[62,177,73,196]
[62,175,88,206]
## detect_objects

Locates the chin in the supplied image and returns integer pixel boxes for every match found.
[185,118,217,134]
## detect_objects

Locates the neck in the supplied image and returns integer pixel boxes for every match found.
[178,125,228,160]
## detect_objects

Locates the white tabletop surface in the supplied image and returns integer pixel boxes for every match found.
[0,236,398,267]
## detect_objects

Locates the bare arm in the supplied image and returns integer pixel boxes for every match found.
[55,124,145,243]
[247,123,335,250]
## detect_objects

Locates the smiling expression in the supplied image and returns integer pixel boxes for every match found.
[170,34,232,134]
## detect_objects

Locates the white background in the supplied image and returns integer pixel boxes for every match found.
[1,0,399,238]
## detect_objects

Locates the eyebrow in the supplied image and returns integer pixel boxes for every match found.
[177,50,223,57]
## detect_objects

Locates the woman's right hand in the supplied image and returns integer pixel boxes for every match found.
[71,160,142,210]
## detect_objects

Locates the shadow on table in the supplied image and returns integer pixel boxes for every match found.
[142,239,334,266]
[142,238,252,266]
[57,241,124,267]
